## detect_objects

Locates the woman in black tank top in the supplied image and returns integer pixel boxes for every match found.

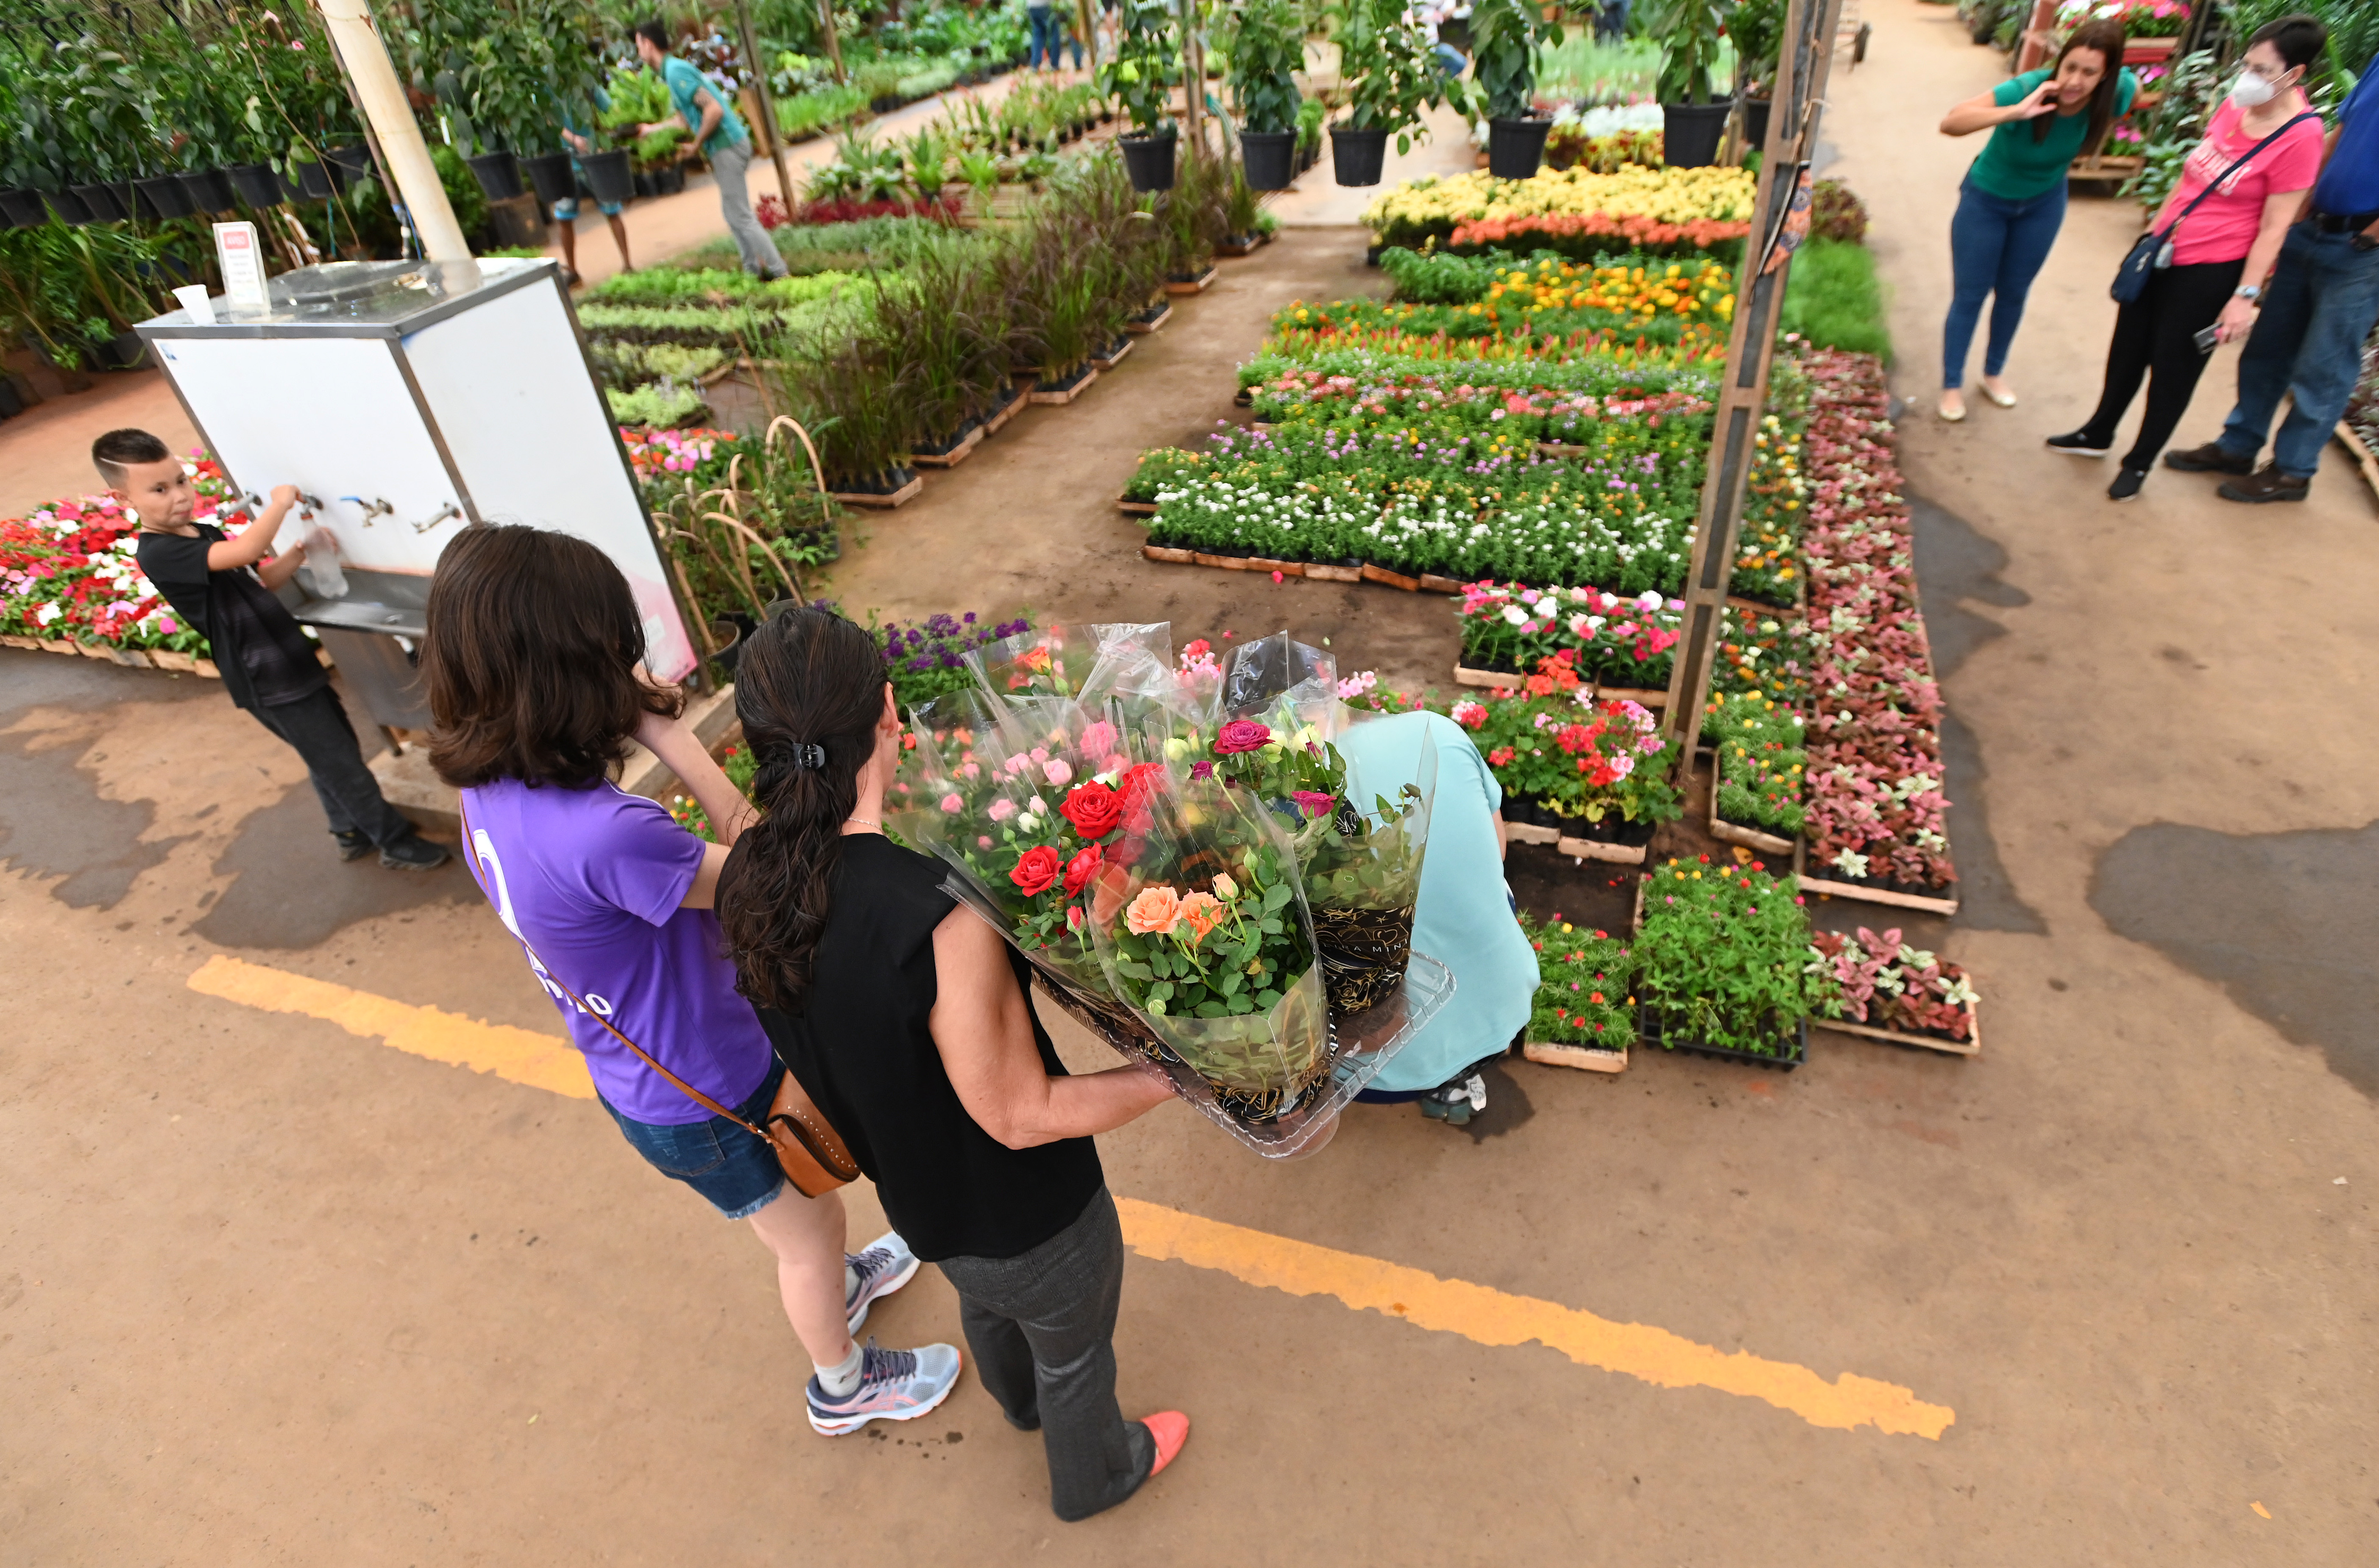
[716,607,1190,1522]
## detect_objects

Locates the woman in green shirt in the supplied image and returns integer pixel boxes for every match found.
[1936,21,2135,422]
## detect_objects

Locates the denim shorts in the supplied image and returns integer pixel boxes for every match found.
[553,195,624,222]
[601,1064,787,1219]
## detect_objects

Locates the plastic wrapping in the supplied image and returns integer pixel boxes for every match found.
[1307,725,1437,1015]
[965,623,1095,701]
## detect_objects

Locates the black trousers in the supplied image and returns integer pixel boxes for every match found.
[249,686,415,846]
[936,1187,1156,1522]
[2078,256,2247,471]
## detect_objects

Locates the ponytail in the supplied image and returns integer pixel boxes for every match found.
[716,608,890,1012]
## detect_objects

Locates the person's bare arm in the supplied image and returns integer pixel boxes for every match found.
[930,908,1171,1149]
[638,706,758,847]
[693,86,724,146]
[678,839,731,909]
[1941,78,2054,137]
[2217,187,2314,342]
[207,484,299,573]
[1492,808,1508,861]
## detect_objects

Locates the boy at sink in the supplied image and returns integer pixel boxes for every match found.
[97,428,448,871]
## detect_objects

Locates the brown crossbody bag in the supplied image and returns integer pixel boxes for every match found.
[457,796,860,1198]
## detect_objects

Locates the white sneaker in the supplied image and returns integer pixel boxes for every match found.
[845,1231,922,1335]
[807,1340,964,1436]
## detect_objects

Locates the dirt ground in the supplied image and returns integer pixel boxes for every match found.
[6,3,2378,1562]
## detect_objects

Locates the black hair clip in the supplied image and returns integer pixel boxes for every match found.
[790,742,827,772]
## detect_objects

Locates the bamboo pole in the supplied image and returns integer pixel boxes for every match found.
[818,0,846,83]
[730,0,797,212]
[312,0,471,262]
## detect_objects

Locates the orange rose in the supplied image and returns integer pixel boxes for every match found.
[1124,885,1181,936]
[1176,891,1225,943]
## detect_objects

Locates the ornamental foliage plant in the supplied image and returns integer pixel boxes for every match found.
[1807,927,1979,1043]
[1101,0,1183,136]
[1702,691,1806,837]
[1519,914,1636,1050]
[1334,0,1471,150]
[1635,857,1833,1057]
[1225,0,1303,137]
[1468,0,1564,121]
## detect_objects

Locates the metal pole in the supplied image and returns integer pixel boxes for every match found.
[1656,0,1845,769]
[731,0,796,211]
[312,0,471,262]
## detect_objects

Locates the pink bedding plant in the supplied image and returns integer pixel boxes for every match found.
[1797,350,1956,891]
[0,452,243,653]
[1456,579,1682,686]
[1806,927,1979,1043]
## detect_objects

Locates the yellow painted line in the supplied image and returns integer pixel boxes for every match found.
[186,954,595,1100]
[1114,1196,1954,1440]
[186,956,1952,1438]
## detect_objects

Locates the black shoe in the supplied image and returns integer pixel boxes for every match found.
[2108,467,2147,502]
[1417,1072,1486,1127]
[2217,466,2311,503]
[1003,1410,1042,1432]
[2163,440,2254,475]
[2047,430,2111,457]
[333,828,373,862]
[379,833,451,871]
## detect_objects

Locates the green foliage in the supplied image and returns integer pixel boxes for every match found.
[1728,0,1786,92]
[1335,0,1471,145]
[606,378,711,426]
[1778,237,1889,361]
[1470,0,1565,121]
[1634,859,1830,1056]
[428,142,490,237]
[779,83,871,141]
[1642,0,1732,104]
[1101,0,1183,135]
[1518,915,1636,1050]
[1226,0,1304,136]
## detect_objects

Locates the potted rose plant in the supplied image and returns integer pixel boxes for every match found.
[1468,0,1565,179]
[1330,0,1471,187]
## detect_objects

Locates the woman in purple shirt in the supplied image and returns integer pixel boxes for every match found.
[421,525,959,1435]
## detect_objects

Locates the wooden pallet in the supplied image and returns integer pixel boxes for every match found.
[4,634,222,678]
[1523,1039,1629,1073]
[1125,303,1173,335]
[1090,336,1134,371]
[832,473,924,509]
[1164,266,1218,295]
[1029,365,1100,405]
[1816,1001,1981,1059]
[1555,834,1650,865]
[1119,497,1159,515]
[1798,871,1959,917]
[1504,820,1560,846]
[2337,420,2379,509]
[1137,545,1458,592]
[907,426,984,469]
[981,383,1032,437]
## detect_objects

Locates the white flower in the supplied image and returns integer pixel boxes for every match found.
[1501,604,1529,626]
[1831,848,1870,878]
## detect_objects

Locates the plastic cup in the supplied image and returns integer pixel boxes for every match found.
[172,284,215,324]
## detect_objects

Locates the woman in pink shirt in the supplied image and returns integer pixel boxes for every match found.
[2048,14,2328,501]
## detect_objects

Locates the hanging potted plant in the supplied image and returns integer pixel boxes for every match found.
[1469,0,1564,180]
[1730,0,1786,154]
[1329,0,1469,187]
[56,29,153,225]
[1228,0,1304,191]
[1100,0,1182,192]
[1,57,72,228]
[1648,0,1734,167]
[524,34,612,212]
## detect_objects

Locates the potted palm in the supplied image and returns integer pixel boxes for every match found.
[1101,0,1182,191]
[1330,0,1471,186]
[1469,0,1564,179]
[1228,0,1304,191]
[1648,0,1734,167]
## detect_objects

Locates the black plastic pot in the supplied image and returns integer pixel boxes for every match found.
[581,149,635,206]
[1330,125,1389,186]
[466,150,525,201]
[328,144,372,184]
[1662,101,1733,167]
[1487,116,1552,180]
[0,376,22,419]
[522,150,577,209]
[89,330,150,370]
[1740,95,1772,153]
[291,160,337,200]
[47,188,97,225]
[133,174,196,220]
[0,188,47,227]
[1241,128,1296,191]
[70,181,133,224]
[176,167,237,213]
[226,161,286,208]
[1119,131,1177,192]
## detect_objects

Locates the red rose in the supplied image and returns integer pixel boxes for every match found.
[1059,781,1123,839]
[1116,762,1167,813]
[1010,845,1062,896]
[1062,845,1103,897]
[1214,719,1272,755]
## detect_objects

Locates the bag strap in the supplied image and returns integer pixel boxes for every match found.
[2158,111,2320,239]
[457,794,767,1137]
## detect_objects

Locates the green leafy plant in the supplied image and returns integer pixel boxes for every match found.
[1643,0,1733,105]
[606,378,710,426]
[1101,0,1183,136]
[1518,914,1636,1050]
[1701,691,1805,837]
[1226,0,1304,136]
[1777,237,1889,360]
[1335,0,1471,150]
[1634,856,1831,1057]
[1469,0,1565,121]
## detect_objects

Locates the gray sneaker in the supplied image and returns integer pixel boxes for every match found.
[845,1231,921,1335]
[806,1340,963,1436]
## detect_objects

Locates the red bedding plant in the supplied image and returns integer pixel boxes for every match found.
[793,194,963,225]
[1808,926,1978,1043]
[1445,211,1752,256]
[1797,349,1956,892]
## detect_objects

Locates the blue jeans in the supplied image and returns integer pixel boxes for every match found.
[2218,222,2379,478]
[1943,175,2067,389]
[1027,6,1062,68]
[1595,0,1632,42]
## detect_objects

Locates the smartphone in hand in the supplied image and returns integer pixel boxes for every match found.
[2192,322,2222,355]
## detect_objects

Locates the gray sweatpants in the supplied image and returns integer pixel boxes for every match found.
[707,138,785,278]
[936,1187,1157,1521]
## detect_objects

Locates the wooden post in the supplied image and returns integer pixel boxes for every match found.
[1179,0,1203,146]
[1656,0,1846,769]
[731,0,796,210]
[818,0,846,83]
[312,0,471,262]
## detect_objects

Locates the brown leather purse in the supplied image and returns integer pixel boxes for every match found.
[457,800,860,1198]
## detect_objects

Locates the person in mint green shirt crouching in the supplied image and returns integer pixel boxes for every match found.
[632,19,788,280]
[1935,20,2135,423]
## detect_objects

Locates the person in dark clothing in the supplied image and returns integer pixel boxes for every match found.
[96,428,446,871]
[716,605,1190,1522]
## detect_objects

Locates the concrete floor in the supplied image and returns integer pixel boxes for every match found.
[7,3,2379,1561]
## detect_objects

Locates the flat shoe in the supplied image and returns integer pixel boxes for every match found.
[1980,383,2017,408]
[1937,395,1966,423]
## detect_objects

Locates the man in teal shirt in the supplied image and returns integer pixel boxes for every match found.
[633,19,786,279]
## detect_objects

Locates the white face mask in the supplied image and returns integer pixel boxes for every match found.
[2230,70,2282,108]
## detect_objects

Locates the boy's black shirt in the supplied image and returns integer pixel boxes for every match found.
[136,523,329,712]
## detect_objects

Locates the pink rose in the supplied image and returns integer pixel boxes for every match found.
[1079,720,1117,758]
[939,793,964,813]
[989,798,1017,822]
[1043,758,1073,787]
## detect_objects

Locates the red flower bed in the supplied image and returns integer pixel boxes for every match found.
[793,194,964,225]
[1446,212,1753,255]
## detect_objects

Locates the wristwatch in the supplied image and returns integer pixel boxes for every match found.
[2234,284,2262,302]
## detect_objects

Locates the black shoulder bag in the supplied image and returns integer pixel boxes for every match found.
[2111,112,2318,304]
